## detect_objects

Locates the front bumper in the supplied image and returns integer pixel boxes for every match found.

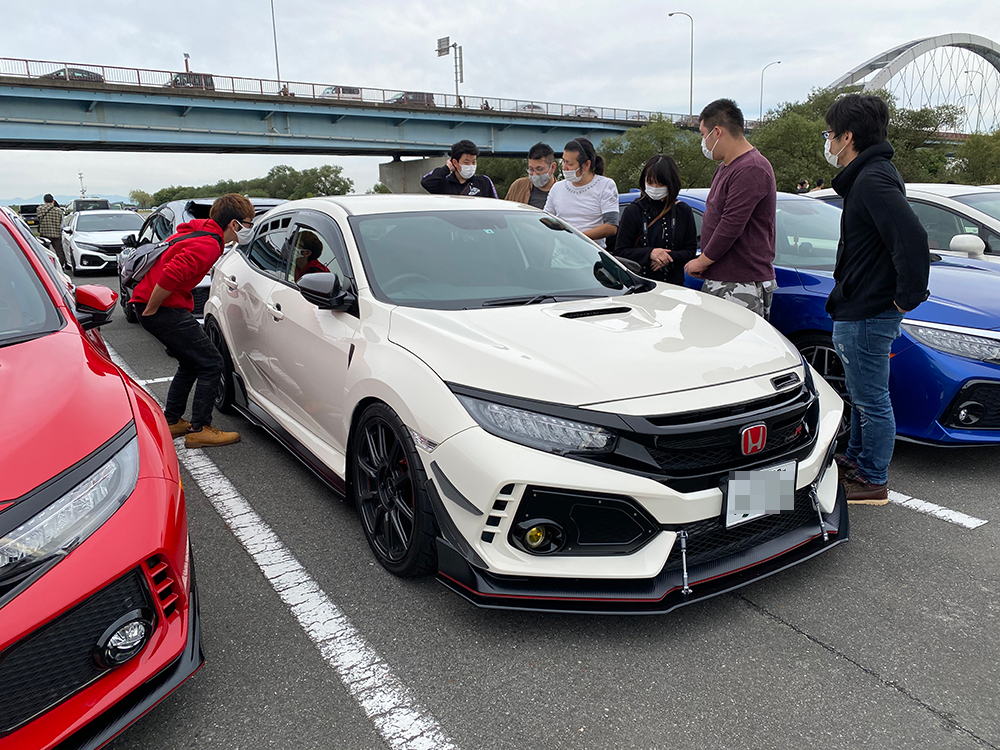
[72,247,120,271]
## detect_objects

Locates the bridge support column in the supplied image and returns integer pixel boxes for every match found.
[378,156,442,194]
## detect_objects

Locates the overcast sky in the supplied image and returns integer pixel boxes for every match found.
[2,0,998,201]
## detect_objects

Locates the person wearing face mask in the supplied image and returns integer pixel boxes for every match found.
[613,154,697,286]
[504,142,557,209]
[822,94,929,505]
[420,139,498,197]
[543,137,619,247]
[684,98,778,320]
[129,193,256,449]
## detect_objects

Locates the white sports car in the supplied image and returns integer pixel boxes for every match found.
[204,195,848,614]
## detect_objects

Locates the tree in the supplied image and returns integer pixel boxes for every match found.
[477,157,529,198]
[950,130,1000,184]
[887,102,962,183]
[143,164,354,204]
[129,189,154,208]
[600,117,716,193]
[367,182,392,194]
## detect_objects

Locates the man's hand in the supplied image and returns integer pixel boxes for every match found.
[685,254,714,279]
[141,304,158,317]
[650,248,673,271]
[894,302,908,313]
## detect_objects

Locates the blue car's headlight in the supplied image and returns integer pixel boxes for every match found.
[0,436,139,580]
[902,322,1000,364]
[457,395,616,454]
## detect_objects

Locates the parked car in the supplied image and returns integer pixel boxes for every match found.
[810,183,1000,259]
[63,209,144,275]
[62,197,112,225]
[39,67,105,83]
[318,85,362,101]
[0,207,201,750]
[166,72,215,90]
[384,91,435,107]
[0,205,73,290]
[120,197,286,322]
[569,107,601,118]
[203,194,847,614]
[517,104,547,114]
[14,203,40,228]
[622,189,1000,446]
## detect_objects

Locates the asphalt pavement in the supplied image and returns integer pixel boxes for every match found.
[82,272,1000,750]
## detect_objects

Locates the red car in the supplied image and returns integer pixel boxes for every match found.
[0,210,202,749]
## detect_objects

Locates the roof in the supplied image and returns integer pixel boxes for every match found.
[68,209,139,217]
[904,183,1000,198]
[267,194,539,217]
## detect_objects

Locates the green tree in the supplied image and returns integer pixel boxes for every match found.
[128,189,154,208]
[888,103,962,183]
[949,130,1000,184]
[289,165,352,199]
[600,117,716,193]
[477,157,528,198]
[367,182,392,194]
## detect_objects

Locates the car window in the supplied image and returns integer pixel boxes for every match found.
[950,192,1000,223]
[138,213,159,244]
[907,200,974,251]
[243,221,291,279]
[0,227,63,346]
[284,218,349,285]
[76,214,144,232]
[773,200,842,268]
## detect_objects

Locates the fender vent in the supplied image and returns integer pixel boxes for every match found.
[145,555,179,619]
[771,372,801,391]
[561,307,631,319]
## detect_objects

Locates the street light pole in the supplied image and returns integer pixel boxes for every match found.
[759,60,781,122]
[964,69,986,133]
[668,12,693,119]
[270,0,281,86]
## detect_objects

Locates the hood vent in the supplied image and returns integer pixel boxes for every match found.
[561,306,632,319]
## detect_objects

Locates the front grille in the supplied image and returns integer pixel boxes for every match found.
[943,381,1000,429]
[192,287,210,317]
[0,569,153,735]
[664,485,819,572]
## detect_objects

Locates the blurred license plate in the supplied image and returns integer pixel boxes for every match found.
[724,461,797,528]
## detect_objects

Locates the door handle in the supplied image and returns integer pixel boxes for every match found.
[223,274,239,290]
[266,302,284,321]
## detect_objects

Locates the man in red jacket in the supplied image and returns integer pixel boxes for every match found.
[131,193,255,448]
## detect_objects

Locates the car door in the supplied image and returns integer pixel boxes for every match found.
[220,215,293,403]
[907,199,979,253]
[263,211,361,461]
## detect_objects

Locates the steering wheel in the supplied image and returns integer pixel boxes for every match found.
[382,273,431,292]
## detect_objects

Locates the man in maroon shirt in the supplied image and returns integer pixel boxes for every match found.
[131,193,255,448]
[685,99,778,319]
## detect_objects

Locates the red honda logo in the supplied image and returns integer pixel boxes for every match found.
[741,424,767,455]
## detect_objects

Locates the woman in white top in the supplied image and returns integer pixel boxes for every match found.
[543,137,619,248]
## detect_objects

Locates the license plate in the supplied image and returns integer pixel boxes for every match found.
[724,460,797,528]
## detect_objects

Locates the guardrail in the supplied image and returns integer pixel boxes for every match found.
[0,57,697,126]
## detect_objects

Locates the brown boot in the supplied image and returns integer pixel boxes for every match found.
[185,424,241,449]
[167,418,192,438]
[844,476,889,505]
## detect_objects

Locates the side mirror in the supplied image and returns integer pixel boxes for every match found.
[122,233,139,249]
[617,258,642,274]
[297,272,356,312]
[75,284,118,330]
[950,234,986,257]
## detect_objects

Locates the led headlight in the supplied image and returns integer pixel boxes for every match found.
[75,242,101,252]
[902,322,1000,364]
[457,395,616,454]
[0,436,139,580]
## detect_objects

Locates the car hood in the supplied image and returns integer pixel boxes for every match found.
[388,288,802,406]
[0,329,133,502]
[73,230,136,245]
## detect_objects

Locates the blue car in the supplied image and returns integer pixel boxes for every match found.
[617,188,1000,445]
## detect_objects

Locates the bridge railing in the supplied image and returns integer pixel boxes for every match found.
[0,57,695,126]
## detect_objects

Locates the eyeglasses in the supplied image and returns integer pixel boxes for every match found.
[822,130,837,140]
[526,166,551,175]
[237,219,253,228]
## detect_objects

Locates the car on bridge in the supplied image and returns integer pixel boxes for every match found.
[617,189,1000,446]
[63,209,144,276]
[201,194,847,614]
[166,72,215,90]
[384,91,435,107]
[39,67,105,83]
[0,206,202,750]
[318,85,362,101]
[569,106,601,118]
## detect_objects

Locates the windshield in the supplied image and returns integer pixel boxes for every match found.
[76,213,144,232]
[951,192,1000,222]
[773,198,843,270]
[349,210,640,310]
[75,200,109,211]
[0,227,62,347]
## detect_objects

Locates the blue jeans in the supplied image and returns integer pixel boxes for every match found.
[832,310,904,485]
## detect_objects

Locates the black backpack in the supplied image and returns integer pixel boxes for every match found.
[119,230,223,287]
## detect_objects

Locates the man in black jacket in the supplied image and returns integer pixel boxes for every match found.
[824,94,929,504]
[420,140,498,198]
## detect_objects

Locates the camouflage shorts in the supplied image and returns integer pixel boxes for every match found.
[701,279,779,320]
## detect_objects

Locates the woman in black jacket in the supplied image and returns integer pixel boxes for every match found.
[613,154,697,287]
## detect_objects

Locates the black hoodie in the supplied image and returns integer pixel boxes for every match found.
[826,141,929,320]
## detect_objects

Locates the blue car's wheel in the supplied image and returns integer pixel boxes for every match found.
[796,333,851,443]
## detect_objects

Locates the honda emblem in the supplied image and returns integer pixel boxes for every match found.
[741,424,767,455]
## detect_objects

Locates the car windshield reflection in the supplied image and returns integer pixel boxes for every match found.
[951,192,1000,222]
[774,198,842,270]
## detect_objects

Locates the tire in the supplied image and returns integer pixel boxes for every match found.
[121,283,138,324]
[204,318,236,414]
[795,332,851,445]
[352,403,437,577]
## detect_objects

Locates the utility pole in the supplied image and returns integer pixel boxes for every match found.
[78,172,86,198]
[436,37,464,105]
[183,53,190,73]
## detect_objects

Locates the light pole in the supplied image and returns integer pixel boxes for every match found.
[668,12,693,119]
[964,69,986,133]
[270,0,281,87]
[436,37,464,105]
[759,60,781,122]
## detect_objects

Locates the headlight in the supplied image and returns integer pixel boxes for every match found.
[457,395,616,454]
[902,322,1000,364]
[75,242,100,251]
[0,436,139,581]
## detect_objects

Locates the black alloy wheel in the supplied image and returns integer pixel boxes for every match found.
[352,403,436,577]
[121,283,138,324]
[204,318,236,413]
[796,333,851,443]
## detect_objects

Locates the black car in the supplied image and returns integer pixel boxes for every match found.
[16,204,40,228]
[166,73,215,90]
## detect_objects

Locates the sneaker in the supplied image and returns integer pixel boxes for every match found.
[167,418,191,438]
[185,424,241,449]
[844,476,889,505]
[834,454,858,481]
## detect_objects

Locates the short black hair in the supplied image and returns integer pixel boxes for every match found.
[815,178,825,187]
[639,154,681,205]
[527,142,555,162]
[450,140,479,160]
[798,179,808,186]
[699,99,744,135]
[44,193,54,202]
[825,94,889,153]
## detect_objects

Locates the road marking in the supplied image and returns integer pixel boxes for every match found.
[888,490,989,530]
[105,343,459,750]
[136,375,174,385]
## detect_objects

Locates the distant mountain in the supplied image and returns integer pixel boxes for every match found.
[0,194,131,207]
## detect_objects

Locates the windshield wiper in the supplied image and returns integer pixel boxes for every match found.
[481,293,605,307]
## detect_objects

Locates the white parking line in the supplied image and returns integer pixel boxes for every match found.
[888,490,989,530]
[104,344,459,750]
[136,376,174,386]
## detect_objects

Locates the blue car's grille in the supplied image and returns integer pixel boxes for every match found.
[943,381,1000,430]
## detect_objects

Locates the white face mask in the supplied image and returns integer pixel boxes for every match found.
[645,184,668,200]
[563,167,580,182]
[529,171,552,188]
[701,130,719,160]
[824,137,846,168]
[459,163,477,179]
[235,223,254,245]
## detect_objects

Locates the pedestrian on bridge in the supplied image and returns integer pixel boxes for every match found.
[685,99,777,320]
[504,142,557,209]
[37,194,68,271]
[420,140,498,198]
[543,137,619,248]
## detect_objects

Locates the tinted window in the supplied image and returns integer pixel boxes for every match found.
[244,223,290,278]
[285,222,347,285]
[950,192,1000,222]
[0,227,62,347]
[76,213,144,232]
[907,200,976,251]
